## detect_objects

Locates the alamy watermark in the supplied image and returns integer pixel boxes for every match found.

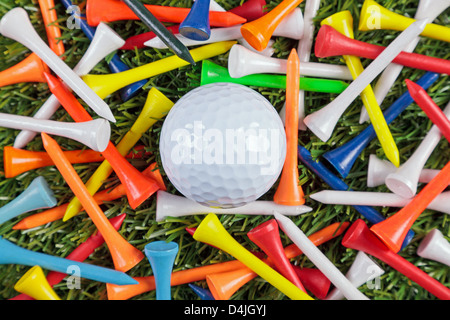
[66,5,81,30]
[66,265,81,289]
[364,5,382,30]
[366,265,382,290]
[169,121,283,176]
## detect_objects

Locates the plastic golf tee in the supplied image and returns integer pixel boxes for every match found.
[303,18,428,143]
[359,0,448,124]
[247,219,306,291]
[62,88,174,221]
[358,0,450,43]
[0,112,110,152]
[106,221,348,300]
[41,132,145,272]
[0,8,116,123]
[60,0,147,102]
[3,147,105,179]
[228,0,267,22]
[274,49,305,205]
[279,0,320,129]
[0,176,56,226]
[310,190,450,215]
[13,22,126,149]
[10,214,126,300]
[240,0,303,51]
[144,241,179,300]
[0,53,49,87]
[314,24,450,75]
[320,11,399,167]
[227,44,353,80]
[296,0,321,65]
[201,60,349,94]
[204,266,264,300]
[13,163,164,230]
[297,145,415,250]
[193,213,314,300]
[0,236,137,285]
[406,79,450,142]
[370,158,450,253]
[179,0,211,41]
[44,72,160,210]
[342,219,450,300]
[417,229,450,267]
[274,212,369,300]
[3,145,149,179]
[14,266,61,300]
[38,0,65,57]
[86,0,246,27]
[155,190,311,222]
[367,154,444,188]
[81,41,236,99]
[292,266,331,300]
[321,72,439,178]
[385,101,450,198]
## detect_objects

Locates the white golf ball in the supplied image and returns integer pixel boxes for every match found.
[159,83,286,208]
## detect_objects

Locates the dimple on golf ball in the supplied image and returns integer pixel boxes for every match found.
[159,83,286,208]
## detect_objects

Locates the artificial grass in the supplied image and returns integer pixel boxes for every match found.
[0,0,448,301]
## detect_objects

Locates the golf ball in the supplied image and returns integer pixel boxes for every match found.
[159,83,286,208]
